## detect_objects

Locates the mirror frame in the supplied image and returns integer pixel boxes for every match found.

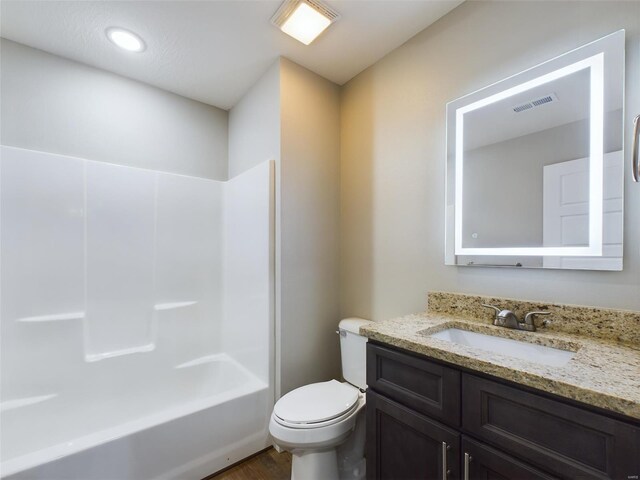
[445,30,625,268]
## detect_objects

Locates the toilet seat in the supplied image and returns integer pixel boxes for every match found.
[269,394,366,451]
[274,400,359,429]
[273,380,360,429]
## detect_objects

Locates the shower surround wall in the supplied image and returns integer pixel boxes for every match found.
[0,145,274,479]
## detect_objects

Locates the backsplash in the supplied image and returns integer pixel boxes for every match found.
[427,292,640,346]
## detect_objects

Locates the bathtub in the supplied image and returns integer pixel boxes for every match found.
[1,354,272,479]
[0,148,275,479]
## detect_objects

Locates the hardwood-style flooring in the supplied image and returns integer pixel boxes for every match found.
[206,448,292,480]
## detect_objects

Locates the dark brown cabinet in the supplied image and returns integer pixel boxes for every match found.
[462,374,640,479]
[462,437,557,480]
[366,389,460,480]
[366,342,640,480]
[366,341,460,426]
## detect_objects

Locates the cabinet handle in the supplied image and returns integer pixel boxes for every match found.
[441,442,448,479]
[633,114,640,183]
[464,452,472,480]
[442,442,447,480]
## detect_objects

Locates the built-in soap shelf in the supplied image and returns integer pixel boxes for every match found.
[154,301,198,311]
[174,353,225,369]
[15,301,198,323]
[85,343,155,363]
[0,393,58,413]
[16,312,85,323]
[13,301,198,364]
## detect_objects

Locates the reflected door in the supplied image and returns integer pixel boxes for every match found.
[543,151,623,269]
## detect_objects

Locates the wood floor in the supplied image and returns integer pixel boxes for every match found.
[206,448,292,480]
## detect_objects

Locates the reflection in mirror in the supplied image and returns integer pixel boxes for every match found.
[445,30,624,270]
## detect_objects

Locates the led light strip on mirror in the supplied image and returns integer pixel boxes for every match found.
[454,53,605,257]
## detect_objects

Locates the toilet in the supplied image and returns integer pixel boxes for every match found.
[269,318,372,480]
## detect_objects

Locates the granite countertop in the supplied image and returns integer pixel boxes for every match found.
[360,310,640,421]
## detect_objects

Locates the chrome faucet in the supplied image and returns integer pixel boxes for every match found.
[481,304,550,332]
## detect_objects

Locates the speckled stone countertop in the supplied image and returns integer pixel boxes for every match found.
[360,293,640,420]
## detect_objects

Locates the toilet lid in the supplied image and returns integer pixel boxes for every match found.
[274,380,359,424]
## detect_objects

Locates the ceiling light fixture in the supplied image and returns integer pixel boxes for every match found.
[271,0,339,45]
[106,27,146,53]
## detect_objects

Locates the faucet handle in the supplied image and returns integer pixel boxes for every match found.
[524,311,550,326]
[482,304,503,324]
[481,304,501,317]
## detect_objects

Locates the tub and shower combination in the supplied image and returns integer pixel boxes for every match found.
[0,146,275,479]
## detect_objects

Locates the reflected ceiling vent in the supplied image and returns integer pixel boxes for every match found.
[512,93,558,113]
[513,102,534,113]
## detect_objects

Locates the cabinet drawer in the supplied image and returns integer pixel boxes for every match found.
[462,436,558,480]
[367,343,460,426]
[366,390,460,480]
[462,374,640,479]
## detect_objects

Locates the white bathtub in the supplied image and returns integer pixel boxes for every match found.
[1,354,272,480]
[0,149,275,479]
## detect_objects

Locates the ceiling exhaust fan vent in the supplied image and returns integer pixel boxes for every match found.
[271,0,340,28]
[306,0,340,21]
[513,93,558,113]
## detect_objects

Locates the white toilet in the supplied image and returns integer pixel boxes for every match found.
[269,318,372,480]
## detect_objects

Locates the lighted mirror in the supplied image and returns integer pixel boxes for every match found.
[445,30,624,270]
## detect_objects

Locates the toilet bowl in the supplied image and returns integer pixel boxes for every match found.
[269,318,372,480]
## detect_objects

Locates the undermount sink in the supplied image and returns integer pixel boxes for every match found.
[428,328,576,367]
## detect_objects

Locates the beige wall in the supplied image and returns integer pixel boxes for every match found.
[228,58,341,396]
[340,0,640,321]
[280,58,341,395]
[1,39,228,180]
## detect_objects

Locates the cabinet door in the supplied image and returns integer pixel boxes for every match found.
[367,343,461,426]
[462,437,558,480]
[462,374,640,479]
[367,390,460,480]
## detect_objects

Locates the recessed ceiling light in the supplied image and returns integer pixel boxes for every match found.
[271,0,339,46]
[106,27,146,53]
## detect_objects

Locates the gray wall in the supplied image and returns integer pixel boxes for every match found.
[1,39,228,179]
[228,58,341,396]
[340,0,640,320]
[228,61,281,179]
[463,110,623,250]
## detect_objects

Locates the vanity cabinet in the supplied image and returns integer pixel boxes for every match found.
[366,343,640,480]
[462,374,640,479]
[366,341,460,426]
[461,437,557,480]
[366,390,461,479]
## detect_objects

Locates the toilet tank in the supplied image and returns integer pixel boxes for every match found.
[339,318,373,390]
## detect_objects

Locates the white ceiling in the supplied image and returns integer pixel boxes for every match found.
[1,0,463,110]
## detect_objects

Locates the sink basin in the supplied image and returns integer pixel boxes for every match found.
[429,328,576,367]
